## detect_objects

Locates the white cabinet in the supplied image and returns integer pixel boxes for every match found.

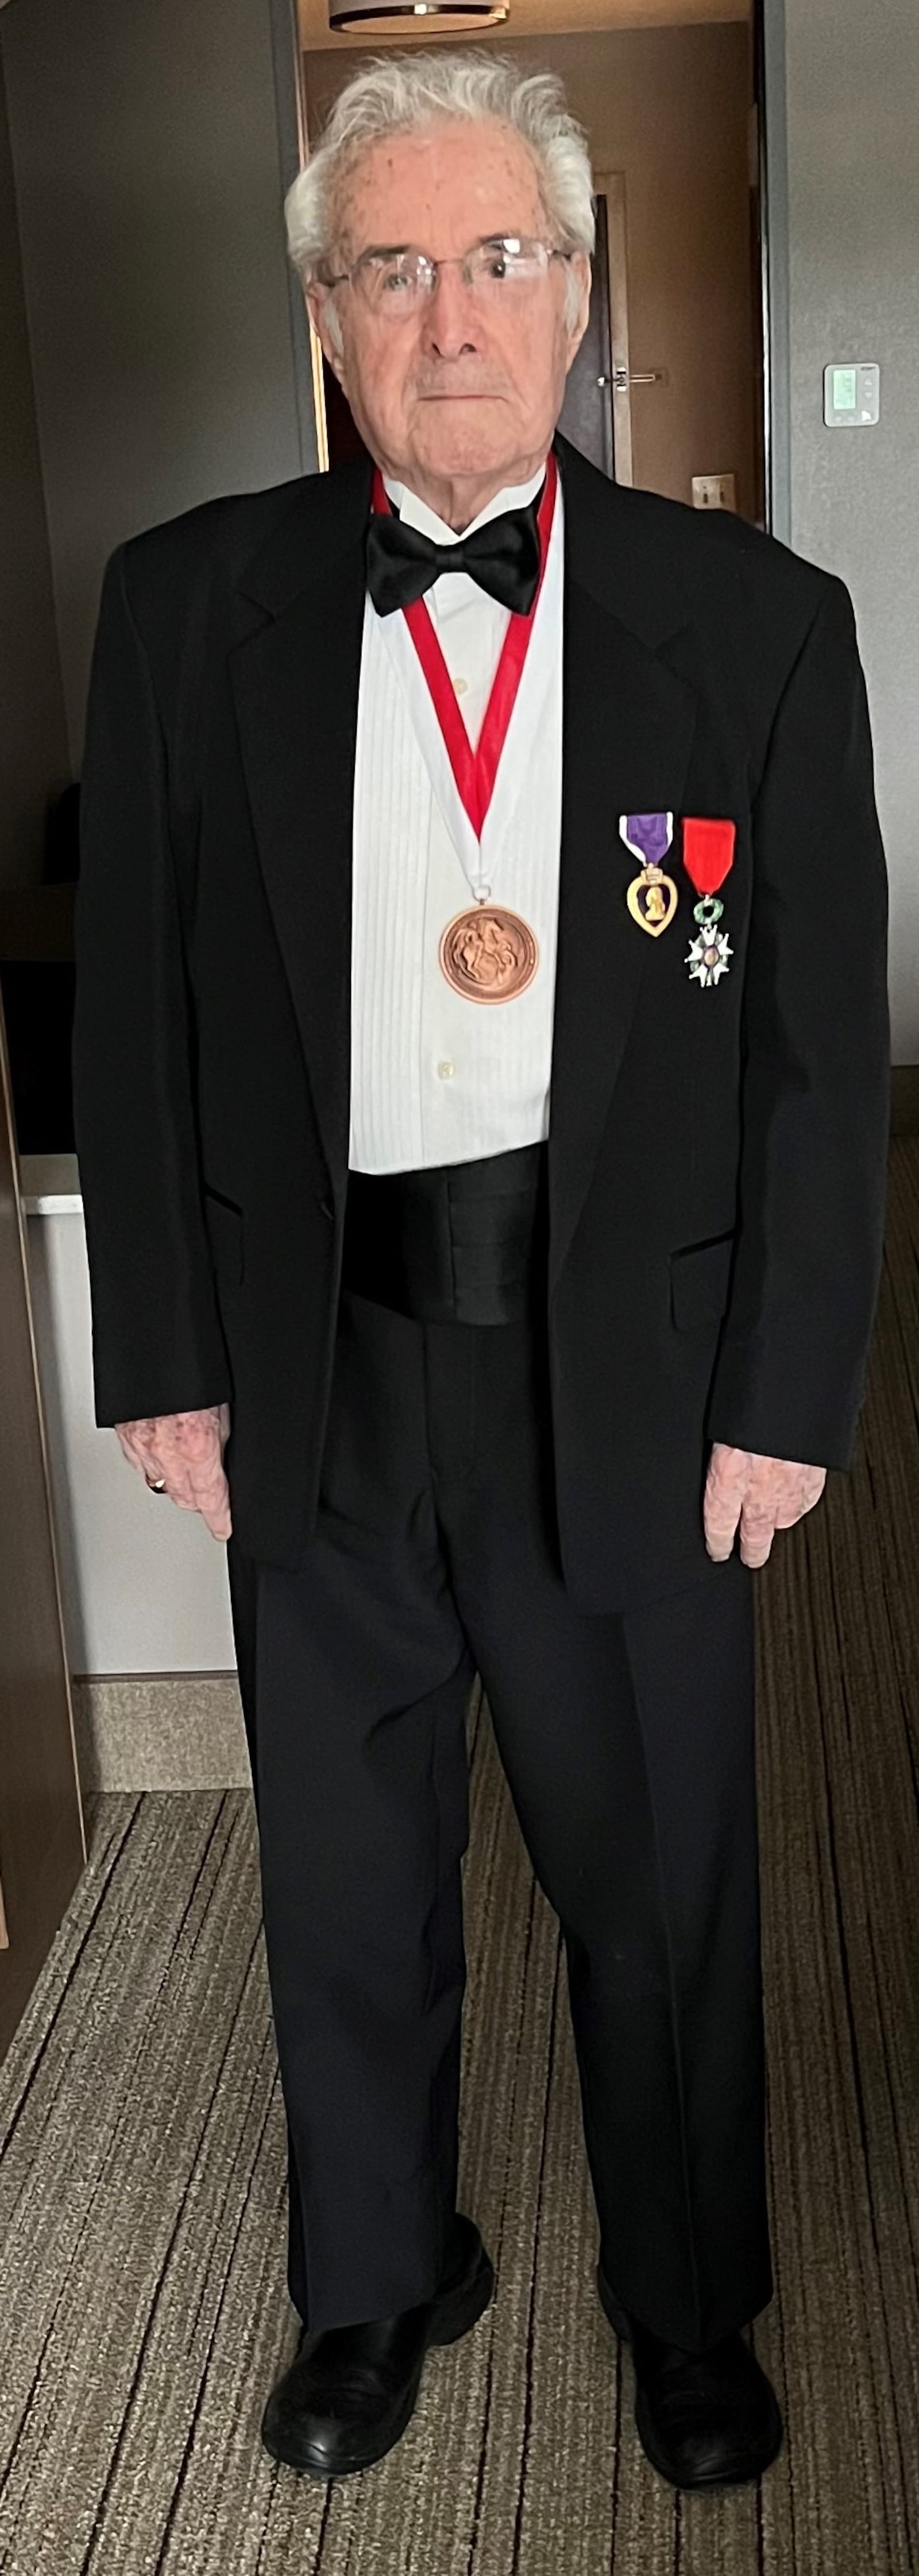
[20,1156,235,1677]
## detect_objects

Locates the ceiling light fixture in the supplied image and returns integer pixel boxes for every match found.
[328,2,509,31]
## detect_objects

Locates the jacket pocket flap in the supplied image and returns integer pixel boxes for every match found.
[669,1230,735,1331]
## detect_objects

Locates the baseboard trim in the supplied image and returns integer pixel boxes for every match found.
[72,1672,250,1791]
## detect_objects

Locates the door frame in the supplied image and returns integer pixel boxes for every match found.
[755,0,791,542]
[0,989,84,2054]
[268,0,324,474]
[596,172,634,487]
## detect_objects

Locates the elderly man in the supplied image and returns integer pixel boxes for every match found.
[72,53,889,2494]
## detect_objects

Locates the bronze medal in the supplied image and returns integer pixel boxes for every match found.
[439,904,539,1004]
[372,465,555,1013]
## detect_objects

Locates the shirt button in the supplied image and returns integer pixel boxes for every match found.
[454,677,468,697]
[437,1060,455,1080]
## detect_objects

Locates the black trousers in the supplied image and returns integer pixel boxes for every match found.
[227,1286,773,2351]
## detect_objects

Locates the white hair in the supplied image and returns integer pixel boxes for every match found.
[285,51,596,291]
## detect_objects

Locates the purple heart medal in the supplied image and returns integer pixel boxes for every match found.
[619,813,679,938]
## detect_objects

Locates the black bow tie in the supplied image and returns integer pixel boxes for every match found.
[365,490,543,619]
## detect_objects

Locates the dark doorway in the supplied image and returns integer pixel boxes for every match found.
[557,191,615,478]
[322,352,368,470]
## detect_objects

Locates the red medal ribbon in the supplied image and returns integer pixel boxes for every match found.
[370,454,558,841]
[681,816,736,895]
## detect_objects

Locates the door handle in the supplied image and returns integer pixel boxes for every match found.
[597,368,667,391]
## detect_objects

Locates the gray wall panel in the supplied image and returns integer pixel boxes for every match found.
[0,51,68,888]
[2,0,306,765]
[784,0,919,1059]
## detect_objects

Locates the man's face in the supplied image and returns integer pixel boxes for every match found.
[307,119,591,509]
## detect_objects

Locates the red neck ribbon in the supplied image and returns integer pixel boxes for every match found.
[370,453,558,841]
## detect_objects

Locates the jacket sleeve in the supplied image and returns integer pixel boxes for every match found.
[72,542,233,1424]
[705,574,890,1470]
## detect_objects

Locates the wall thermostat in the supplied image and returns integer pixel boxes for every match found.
[824,363,880,427]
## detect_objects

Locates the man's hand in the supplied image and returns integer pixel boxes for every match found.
[704,1443,827,1568]
[115,1404,232,1540]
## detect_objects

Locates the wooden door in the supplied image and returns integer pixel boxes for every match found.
[0,987,84,2060]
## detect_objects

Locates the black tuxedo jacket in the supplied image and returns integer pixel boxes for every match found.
[72,436,890,1610]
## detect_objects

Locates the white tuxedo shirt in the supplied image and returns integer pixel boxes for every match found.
[347,462,565,1173]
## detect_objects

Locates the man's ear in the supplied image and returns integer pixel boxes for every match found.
[305,284,346,386]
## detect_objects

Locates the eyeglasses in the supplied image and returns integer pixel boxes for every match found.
[322,234,572,317]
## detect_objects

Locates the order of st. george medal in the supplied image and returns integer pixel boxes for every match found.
[438,904,539,1004]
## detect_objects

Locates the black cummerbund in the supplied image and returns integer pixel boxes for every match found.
[341,1142,548,1326]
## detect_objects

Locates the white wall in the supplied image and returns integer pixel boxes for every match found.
[1,0,310,766]
[783,0,919,1063]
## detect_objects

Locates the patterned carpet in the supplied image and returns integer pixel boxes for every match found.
[1,1142,918,2575]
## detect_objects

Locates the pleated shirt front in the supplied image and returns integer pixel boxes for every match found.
[348,463,565,1175]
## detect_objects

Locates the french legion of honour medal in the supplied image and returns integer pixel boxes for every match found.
[620,813,679,936]
[681,816,737,987]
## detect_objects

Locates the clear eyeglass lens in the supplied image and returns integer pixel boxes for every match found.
[355,238,553,312]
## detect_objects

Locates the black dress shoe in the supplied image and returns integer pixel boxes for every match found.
[598,2266,783,2489]
[261,2215,494,2479]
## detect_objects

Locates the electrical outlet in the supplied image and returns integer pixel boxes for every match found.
[692,474,737,512]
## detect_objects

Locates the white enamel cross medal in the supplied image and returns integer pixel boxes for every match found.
[686,905,733,986]
[619,813,679,936]
[681,818,737,987]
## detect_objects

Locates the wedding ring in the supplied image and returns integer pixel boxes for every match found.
[146,1475,167,1492]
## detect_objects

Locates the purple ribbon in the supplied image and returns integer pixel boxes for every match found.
[621,812,673,866]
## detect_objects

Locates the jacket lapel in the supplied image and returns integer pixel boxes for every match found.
[547,441,700,1295]
[229,459,372,1208]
